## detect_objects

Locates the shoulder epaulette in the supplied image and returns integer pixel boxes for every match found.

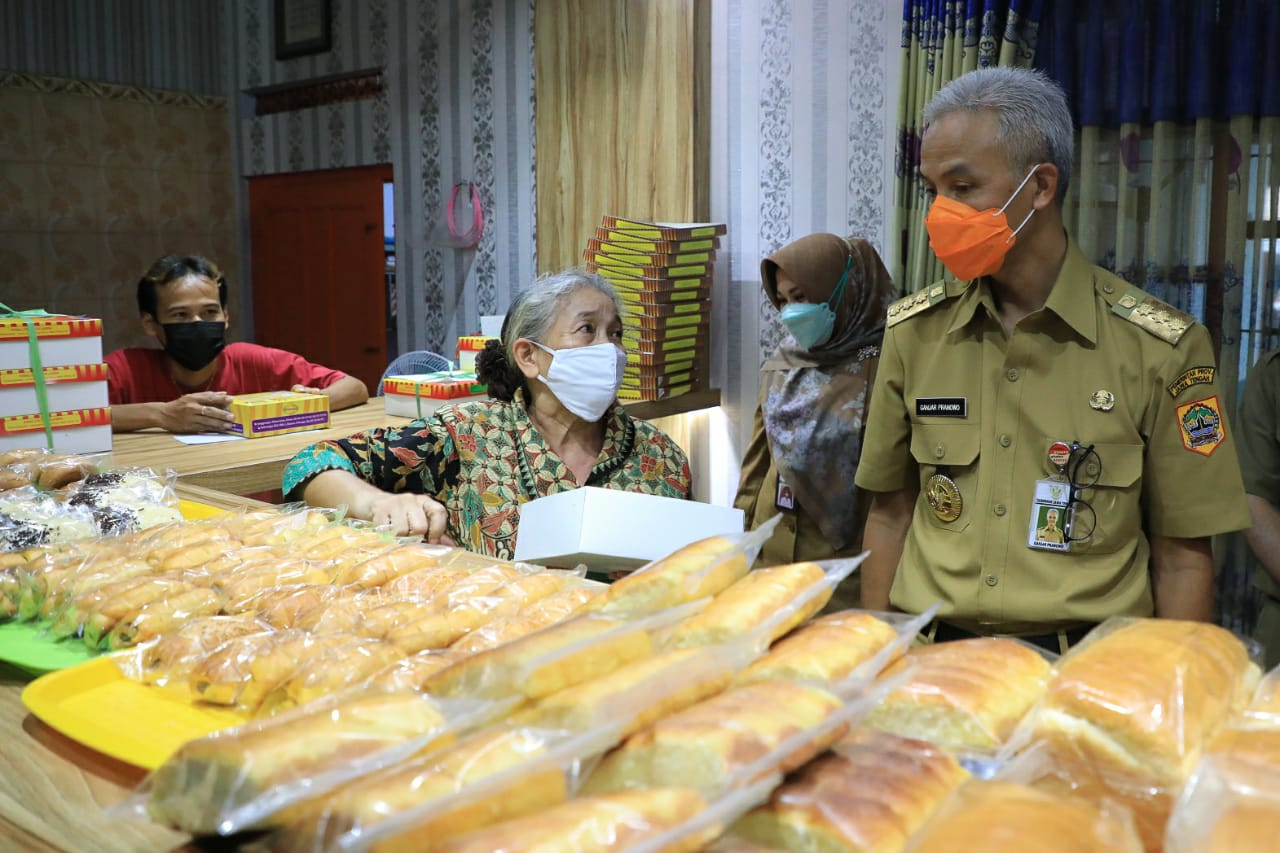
[886,281,953,328]
[1107,285,1194,346]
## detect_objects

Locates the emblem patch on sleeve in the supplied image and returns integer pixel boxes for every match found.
[1167,366,1216,398]
[1176,395,1225,456]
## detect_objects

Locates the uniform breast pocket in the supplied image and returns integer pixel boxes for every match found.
[910,423,981,533]
[1071,442,1143,555]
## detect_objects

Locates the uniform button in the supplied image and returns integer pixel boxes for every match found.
[999,434,1012,447]
[1086,461,1100,478]
[1103,283,1115,294]
[994,504,1007,516]
[1006,368,1019,382]
[985,574,999,587]
[934,445,945,459]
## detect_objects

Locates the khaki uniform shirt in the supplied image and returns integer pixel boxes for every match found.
[855,241,1250,632]
[1236,347,1280,665]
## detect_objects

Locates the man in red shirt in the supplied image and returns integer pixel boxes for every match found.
[107,255,369,433]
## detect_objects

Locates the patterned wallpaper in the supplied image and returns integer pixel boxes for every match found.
[711,0,901,476]
[228,0,537,359]
[0,73,239,354]
[0,0,228,95]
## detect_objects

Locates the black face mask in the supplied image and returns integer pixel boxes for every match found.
[161,321,227,371]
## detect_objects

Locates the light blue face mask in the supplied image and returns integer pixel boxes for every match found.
[778,258,851,350]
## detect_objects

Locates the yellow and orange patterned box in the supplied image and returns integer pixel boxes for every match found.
[228,391,330,439]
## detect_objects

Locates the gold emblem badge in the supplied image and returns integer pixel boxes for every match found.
[1089,389,1116,411]
[925,473,963,523]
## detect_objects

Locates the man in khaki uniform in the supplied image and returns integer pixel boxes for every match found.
[1236,347,1280,668]
[855,67,1250,652]
[1034,508,1065,545]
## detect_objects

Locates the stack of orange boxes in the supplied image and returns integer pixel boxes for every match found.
[583,216,725,401]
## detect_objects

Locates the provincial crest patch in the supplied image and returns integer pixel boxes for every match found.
[1176,395,1225,456]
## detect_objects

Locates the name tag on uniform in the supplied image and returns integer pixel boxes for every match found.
[775,476,796,511]
[1028,478,1071,553]
[915,397,967,418]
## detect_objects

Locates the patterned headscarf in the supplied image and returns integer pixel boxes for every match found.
[758,234,898,549]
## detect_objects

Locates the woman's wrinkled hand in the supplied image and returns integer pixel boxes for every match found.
[365,492,454,543]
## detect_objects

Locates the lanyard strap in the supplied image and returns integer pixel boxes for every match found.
[0,302,54,449]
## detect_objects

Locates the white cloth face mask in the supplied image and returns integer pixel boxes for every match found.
[532,341,627,421]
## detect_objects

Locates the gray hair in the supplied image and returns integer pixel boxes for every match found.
[502,268,624,361]
[923,67,1074,202]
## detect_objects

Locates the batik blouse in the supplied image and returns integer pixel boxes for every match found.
[282,393,693,560]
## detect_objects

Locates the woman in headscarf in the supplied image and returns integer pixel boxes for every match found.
[733,233,897,606]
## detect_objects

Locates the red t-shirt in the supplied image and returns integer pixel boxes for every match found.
[106,342,349,404]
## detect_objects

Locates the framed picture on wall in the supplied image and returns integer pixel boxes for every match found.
[275,0,332,59]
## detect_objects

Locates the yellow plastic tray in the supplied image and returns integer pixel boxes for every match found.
[22,655,247,769]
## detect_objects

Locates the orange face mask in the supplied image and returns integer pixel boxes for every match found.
[924,166,1039,281]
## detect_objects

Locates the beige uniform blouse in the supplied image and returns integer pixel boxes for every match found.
[855,241,1250,633]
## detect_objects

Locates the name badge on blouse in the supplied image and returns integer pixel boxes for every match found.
[775,476,796,511]
[1028,478,1071,553]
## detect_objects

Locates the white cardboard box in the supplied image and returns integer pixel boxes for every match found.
[0,407,112,454]
[0,315,103,369]
[0,364,109,416]
[514,486,745,572]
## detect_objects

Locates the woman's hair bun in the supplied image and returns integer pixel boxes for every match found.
[475,338,524,402]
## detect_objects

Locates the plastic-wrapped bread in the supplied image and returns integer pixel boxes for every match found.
[235,507,331,546]
[239,584,355,630]
[259,638,408,713]
[117,614,273,686]
[585,534,755,615]
[274,726,577,852]
[188,630,357,709]
[1244,663,1280,725]
[582,680,846,799]
[1163,726,1280,853]
[865,638,1051,751]
[212,560,331,611]
[1030,618,1260,785]
[667,562,832,649]
[448,583,602,655]
[329,543,449,589]
[433,788,709,853]
[905,780,1143,852]
[144,690,456,834]
[56,573,196,645]
[736,610,901,686]
[730,728,968,853]
[421,606,697,702]
[104,585,225,650]
[384,565,471,600]
[1024,618,1260,852]
[510,645,744,739]
[295,523,390,562]
[384,566,539,654]
[144,524,234,572]
[368,650,470,693]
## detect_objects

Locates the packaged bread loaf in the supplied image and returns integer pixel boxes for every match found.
[115,614,273,686]
[1029,618,1260,786]
[368,649,470,693]
[865,637,1052,751]
[422,603,699,702]
[510,642,754,739]
[667,560,842,650]
[581,679,848,799]
[735,609,902,687]
[329,542,449,588]
[1164,725,1280,853]
[730,728,968,853]
[1024,618,1260,851]
[1244,662,1280,725]
[272,725,621,853]
[104,585,225,650]
[448,582,603,655]
[904,779,1144,852]
[431,788,710,853]
[584,519,780,616]
[142,689,464,834]
[383,565,471,600]
[258,638,407,713]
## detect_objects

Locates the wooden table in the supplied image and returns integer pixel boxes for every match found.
[0,664,191,852]
[108,391,722,498]
[108,398,417,497]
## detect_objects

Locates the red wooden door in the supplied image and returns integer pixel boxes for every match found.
[248,166,391,393]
